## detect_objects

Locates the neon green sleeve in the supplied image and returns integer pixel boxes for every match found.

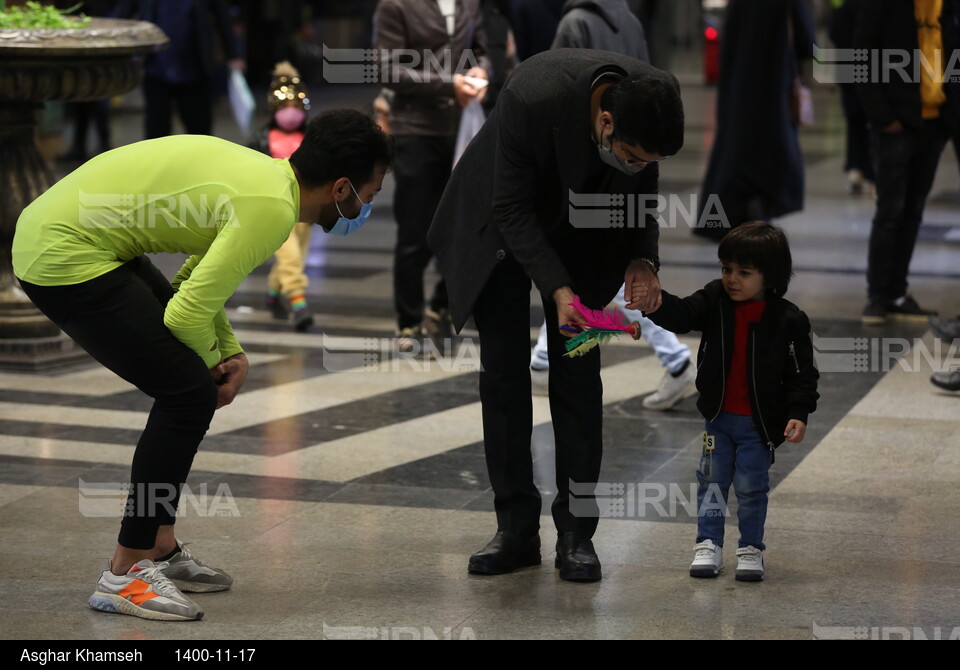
[163,195,295,368]
[171,255,244,363]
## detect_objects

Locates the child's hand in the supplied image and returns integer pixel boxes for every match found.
[624,261,661,311]
[631,280,662,313]
[784,419,806,443]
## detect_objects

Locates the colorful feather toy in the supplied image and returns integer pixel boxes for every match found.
[563,295,641,358]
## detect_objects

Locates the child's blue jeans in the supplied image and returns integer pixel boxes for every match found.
[697,412,773,550]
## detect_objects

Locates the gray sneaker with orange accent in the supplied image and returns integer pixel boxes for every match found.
[89,559,203,621]
[160,543,234,593]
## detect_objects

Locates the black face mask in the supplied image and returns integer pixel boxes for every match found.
[595,130,647,175]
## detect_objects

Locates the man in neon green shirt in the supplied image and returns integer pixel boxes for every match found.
[13,110,393,621]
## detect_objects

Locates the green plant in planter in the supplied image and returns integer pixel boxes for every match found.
[0,2,91,29]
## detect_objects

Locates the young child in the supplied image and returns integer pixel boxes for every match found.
[644,222,819,581]
[250,62,314,332]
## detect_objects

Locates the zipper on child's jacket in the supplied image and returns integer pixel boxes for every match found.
[710,301,726,421]
[750,330,775,451]
[788,341,799,374]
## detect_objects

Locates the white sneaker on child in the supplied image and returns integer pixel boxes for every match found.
[735,545,764,582]
[689,539,723,578]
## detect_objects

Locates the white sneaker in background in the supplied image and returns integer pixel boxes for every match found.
[397,326,423,354]
[643,362,697,410]
[847,168,864,194]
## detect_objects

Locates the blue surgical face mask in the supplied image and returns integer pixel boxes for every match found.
[329,181,372,235]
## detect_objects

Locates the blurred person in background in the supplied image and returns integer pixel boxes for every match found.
[482,0,517,113]
[373,0,490,353]
[829,0,876,195]
[695,0,815,241]
[60,0,116,163]
[855,0,959,325]
[113,0,245,138]
[249,62,316,332]
[511,0,566,60]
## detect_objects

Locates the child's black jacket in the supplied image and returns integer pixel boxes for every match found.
[647,279,819,449]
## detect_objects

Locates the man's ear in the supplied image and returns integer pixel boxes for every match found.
[332,176,351,199]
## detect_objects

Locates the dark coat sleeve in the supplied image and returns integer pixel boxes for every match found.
[470,2,493,76]
[790,0,816,62]
[854,0,897,129]
[783,310,820,425]
[828,0,860,49]
[627,163,661,265]
[513,1,534,61]
[210,0,242,61]
[491,88,572,298]
[373,0,457,99]
[645,284,713,334]
[110,0,140,18]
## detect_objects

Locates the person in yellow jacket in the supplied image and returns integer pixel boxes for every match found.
[13,111,392,621]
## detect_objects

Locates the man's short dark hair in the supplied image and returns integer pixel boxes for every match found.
[601,72,684,157]
[718,222,794,298]
[290,109,394,188]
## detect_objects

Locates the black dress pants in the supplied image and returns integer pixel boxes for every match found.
[472,227,627,539]
[392,134,455,330]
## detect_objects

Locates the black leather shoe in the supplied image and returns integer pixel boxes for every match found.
[468,531,541,575]
[931,370,960,392]
[555,532,602,582]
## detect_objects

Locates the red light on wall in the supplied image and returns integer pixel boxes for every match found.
[705,26,718,41]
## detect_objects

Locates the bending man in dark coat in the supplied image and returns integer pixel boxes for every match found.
[427,48,684,581]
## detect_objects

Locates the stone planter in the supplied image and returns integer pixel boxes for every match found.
[0,17,167,370]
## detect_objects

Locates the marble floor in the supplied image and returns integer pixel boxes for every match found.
[3,76,960,641]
